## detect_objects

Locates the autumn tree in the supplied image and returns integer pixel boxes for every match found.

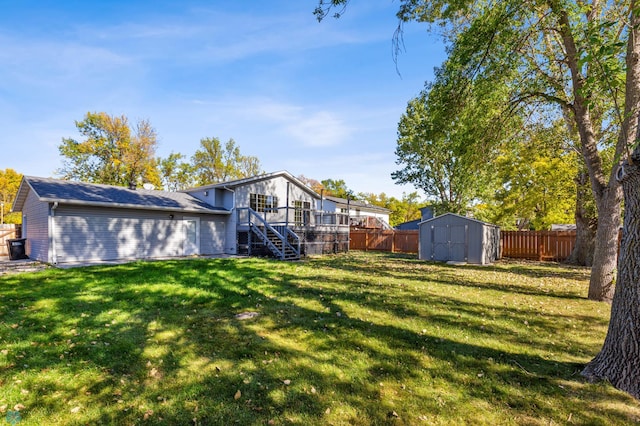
[58,112,161,188]
[297,175,325,194]
[191,137,262,186]
[0,168,23,224]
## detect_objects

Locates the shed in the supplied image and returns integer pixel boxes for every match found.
[419,213,500,265]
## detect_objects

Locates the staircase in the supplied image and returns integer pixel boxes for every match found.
[247,209,300,261]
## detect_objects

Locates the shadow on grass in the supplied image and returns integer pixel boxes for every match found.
[0,254,634,425]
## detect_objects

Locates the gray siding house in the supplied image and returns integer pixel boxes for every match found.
[419,213,500,265]
[13,176,230,264]
[12,171,350,264]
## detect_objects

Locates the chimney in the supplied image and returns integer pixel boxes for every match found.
[420,206,433,221]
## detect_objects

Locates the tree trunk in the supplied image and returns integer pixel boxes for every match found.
[566,171,596,266]
[587,187,622,302]
[582,159,640,397]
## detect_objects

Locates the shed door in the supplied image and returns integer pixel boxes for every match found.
[183,217,200,256]
[431,224,468,262]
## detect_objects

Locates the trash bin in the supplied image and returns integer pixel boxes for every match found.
[6,238,28,260]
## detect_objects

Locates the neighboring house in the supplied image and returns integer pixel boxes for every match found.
[419,213,500,265]
[320,196,391,229]
[395,207,434,230]
[12,171,350,264]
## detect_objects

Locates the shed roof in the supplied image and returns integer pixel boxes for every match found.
[12,176,230,215]
[419,212,499,227]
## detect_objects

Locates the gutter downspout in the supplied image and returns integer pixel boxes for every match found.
[50,202,58,265]
[223,186,236,254]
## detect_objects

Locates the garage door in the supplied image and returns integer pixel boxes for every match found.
[52,210,194,263]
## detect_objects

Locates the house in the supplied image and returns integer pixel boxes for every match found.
[12,171,350,265]
[418,213,500,265]
[320,195,391,229]
[394,207,434,230]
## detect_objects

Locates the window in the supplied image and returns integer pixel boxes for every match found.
[250,193,278,213]
[294,201,311,225]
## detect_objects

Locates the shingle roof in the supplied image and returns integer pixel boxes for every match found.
[13,176,229,214]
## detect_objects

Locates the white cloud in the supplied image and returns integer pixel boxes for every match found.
[284,111,350,147]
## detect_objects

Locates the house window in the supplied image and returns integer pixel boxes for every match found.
[294,201,311,225]
[250,193,278,213]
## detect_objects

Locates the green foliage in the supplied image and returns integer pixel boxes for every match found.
[476,123,579,230]
[393,79,514,215]
[359,191,424,226]
[0,169,22,224]
[319,178,354,199]
[58,112,161,188]
[0,253,636,424]
[158,152,195,191]
[191,137,262,186]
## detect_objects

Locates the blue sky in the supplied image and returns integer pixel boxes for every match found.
[0,1,445,198]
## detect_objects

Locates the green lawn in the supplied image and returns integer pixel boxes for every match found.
[0,252,638,425]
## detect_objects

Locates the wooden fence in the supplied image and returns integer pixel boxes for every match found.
[350,230,419,254]
[500,230,576,261]
[350,228,582,262]
[0,224,21,257]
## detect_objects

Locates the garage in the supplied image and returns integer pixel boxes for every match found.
[13,176,230,265]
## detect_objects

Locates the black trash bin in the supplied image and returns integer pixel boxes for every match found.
[6,238,28,260]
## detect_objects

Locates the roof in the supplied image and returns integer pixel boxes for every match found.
[183,170,321,199]
[12,176,230,215]
[419,212,499,228]
[394,219,421,230]
[323,195,391,214]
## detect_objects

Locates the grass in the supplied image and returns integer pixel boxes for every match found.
[0,251,638,425]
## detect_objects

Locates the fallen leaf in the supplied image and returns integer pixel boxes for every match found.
[234,390,242,400]
[13,403,25,411]
[70,406,81,414]
[143,409,154,420]
[283,379,291,385]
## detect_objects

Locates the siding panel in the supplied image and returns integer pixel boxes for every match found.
[23,191,49,262]
[52,206,225,263]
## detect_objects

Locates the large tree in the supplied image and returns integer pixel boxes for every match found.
[58,112,161,188]
[318,0,627,302]
[317,0,640,398]
[191,137,262,186]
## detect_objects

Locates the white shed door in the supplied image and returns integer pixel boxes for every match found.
[183,217,200,256]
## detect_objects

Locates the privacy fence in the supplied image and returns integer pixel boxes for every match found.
[500,230,576,261]
[350,229,581,262]
[0,224,21,257]
[349,230,419,254]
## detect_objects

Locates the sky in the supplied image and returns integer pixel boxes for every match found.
[0,1,446,198]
